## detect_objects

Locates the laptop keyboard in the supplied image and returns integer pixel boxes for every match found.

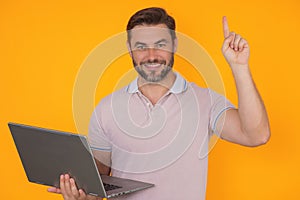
[103,182,122,191]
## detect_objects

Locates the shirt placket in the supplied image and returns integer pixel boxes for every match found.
[137,91,171,112]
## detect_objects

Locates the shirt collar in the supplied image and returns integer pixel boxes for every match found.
[126,72,188,94]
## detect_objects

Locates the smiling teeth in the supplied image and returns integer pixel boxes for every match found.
[145,63,161,67]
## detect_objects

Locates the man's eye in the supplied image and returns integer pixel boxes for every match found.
[136,45,146,50]
[156,43,166,48]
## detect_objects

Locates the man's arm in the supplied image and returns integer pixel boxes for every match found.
[216,16,270,147]
[93,150,111,175]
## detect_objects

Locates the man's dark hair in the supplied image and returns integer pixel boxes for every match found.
[126,7,176,41]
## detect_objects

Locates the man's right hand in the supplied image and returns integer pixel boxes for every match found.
[47,174,99,200]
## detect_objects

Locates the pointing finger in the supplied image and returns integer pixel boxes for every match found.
[229,32,235,49]
[222,16,230,38]
[222,32,234,52]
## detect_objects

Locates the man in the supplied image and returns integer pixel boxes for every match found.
[48,7,270,200]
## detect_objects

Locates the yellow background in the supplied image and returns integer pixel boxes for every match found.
[1,0,299,199]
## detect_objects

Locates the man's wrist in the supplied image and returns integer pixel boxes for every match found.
[230,63,250,74]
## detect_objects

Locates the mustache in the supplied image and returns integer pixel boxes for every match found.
[140,59,166,66]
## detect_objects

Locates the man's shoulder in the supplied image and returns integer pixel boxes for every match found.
[186,82,225,100]
[95,85,130,108]
[187,82,211,94]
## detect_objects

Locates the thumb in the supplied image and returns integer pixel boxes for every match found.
[222,33,234,51]
[47,187,61,194]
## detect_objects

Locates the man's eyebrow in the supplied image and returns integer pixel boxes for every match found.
[133,39,169,47]
[154,39,168,44]
[133,41,147,47]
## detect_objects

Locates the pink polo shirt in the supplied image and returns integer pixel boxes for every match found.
[88,73,235,200]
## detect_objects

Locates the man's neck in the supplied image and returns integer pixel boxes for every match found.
[138,71,176,105]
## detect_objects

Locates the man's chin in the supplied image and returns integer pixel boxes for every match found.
[144,72,171,83]
[142,76,160,83]
[135,65,172,83]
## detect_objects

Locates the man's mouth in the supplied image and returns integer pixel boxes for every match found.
[140,60,166,70]
[143,63,162,69]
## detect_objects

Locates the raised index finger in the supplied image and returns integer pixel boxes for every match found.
[222,16,230,38]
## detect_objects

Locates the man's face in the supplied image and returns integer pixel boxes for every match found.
[127,24,177,83]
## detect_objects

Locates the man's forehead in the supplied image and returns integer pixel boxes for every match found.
[129,24,173,44]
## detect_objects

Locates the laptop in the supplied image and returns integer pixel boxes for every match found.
[8,122,154,198]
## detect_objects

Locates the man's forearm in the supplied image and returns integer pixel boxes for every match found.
[231,64,270,143]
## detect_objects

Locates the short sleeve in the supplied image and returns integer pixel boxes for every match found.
[209,89,236,135]
[88,104,112,152]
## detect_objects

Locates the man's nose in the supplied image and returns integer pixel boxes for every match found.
[146,47,157,59]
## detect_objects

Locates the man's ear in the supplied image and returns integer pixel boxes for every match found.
[173,38,178,53]
[126,41,133,58]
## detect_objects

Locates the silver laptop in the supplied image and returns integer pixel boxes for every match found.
[8,122,154,198]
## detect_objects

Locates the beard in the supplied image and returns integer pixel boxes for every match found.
[133,55,174,83]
